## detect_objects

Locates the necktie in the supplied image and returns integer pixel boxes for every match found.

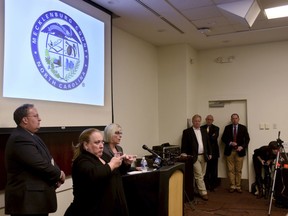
[233,126,237,142]
[207,126,209,133]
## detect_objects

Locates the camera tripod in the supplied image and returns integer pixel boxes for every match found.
[268,132,288,216]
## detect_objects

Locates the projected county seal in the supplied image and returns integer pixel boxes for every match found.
[31,10,89,90]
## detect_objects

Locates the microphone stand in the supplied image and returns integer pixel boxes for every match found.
[142,145,171,168]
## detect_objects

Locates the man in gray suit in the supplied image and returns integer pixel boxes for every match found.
[5,104,65,216]
[201,115,220,191]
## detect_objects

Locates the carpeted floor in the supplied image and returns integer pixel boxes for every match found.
[184,186,288,216]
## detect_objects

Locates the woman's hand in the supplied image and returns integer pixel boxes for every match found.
[108,156,123,171]
[123,154,136,165]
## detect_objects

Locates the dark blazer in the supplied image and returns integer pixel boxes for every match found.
[5,126,61,214]
[221,124,250,157]
[181,127,211,163]
[103,143,131,174]
[253,146,277,162]
[201,124,220,158]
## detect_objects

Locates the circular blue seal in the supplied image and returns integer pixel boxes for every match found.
[31,11,89,90]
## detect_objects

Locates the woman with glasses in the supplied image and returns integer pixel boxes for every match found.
[64,128,129,216]
[103,123,135,172]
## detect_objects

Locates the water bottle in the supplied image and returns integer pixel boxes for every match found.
[141,156,148,172]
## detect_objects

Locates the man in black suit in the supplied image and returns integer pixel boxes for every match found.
[5,104,66,216]
[181,114,211,201]
[201,115,220,191]
[221,113,250,193]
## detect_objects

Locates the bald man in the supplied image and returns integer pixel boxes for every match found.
[201,115,220,191]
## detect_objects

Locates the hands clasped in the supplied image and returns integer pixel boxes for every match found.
[230,142,243,151]
[56,170,66,188]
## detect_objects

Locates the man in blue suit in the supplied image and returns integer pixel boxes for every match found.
[221,113,250,193]
[5,104,65,216]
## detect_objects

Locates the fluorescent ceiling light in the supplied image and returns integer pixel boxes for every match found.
[265,5,288,19]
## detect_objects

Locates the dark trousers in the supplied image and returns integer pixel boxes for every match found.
[204,157,219,190]
[253,156,271,191]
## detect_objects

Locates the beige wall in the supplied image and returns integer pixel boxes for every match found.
[158,44,198,146]
[196,42,288,187]
[112,31,288,191]
[111,27,160,156]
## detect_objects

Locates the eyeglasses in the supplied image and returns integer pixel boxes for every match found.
[27,114,40,119]
[95,140,105,144]
[115,131,123,135]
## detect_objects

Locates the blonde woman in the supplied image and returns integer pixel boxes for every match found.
[65,128,129,216]
[103,123,135,172]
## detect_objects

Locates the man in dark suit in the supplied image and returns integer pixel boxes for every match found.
[181,114,211,201]
[221,113,250,193]
[5,104,66,216]
[201,115,220,191]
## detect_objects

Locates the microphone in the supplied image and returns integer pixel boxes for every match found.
[278,131,280,139]
[142,145,174,167]
[142,144,162,159]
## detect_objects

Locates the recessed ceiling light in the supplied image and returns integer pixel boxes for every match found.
[197,27,210,34]
[265,5,288,19]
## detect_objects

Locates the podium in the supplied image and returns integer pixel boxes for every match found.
[122,163,185,216]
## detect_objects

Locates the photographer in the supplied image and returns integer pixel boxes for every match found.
[252,141,279,199]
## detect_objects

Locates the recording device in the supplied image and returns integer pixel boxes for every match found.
[277,131,284,147]
[142,144,174,168]
[153,156,162,168]
[142,144,164,168]
[152,144,181,159]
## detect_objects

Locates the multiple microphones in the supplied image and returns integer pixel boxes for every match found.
[142,144,175,168]
[142,144,162,159]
